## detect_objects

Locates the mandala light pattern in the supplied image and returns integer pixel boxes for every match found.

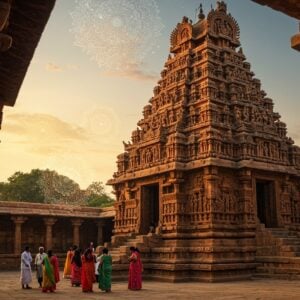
[70,0,163,71]
[80,106,120,141]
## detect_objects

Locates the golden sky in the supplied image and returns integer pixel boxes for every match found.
[0,0,299,191]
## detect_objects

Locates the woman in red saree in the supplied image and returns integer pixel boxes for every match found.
[42,250,60,293]
[81,248,95,292]
[71,249,82,287]
[128,247,143,290]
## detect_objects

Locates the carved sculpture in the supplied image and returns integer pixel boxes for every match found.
[108,1,300,281]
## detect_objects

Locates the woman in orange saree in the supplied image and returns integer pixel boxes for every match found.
[81,248,95,292]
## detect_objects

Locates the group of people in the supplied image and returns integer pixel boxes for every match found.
[20,243,143,293]
[21,246,59,292]
[62,243,113,293]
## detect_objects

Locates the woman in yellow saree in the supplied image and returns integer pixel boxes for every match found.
[63,247,74,279]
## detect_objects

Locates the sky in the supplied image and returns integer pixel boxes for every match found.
[0,0,299,192]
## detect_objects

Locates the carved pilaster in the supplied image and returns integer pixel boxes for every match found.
[203,166,219,222]
[239,169,255,224]
[280,177,291,225]
[11,216,27,254]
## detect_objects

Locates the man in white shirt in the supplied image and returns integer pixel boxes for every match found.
[34,246,47,287]
[20,246,32,289]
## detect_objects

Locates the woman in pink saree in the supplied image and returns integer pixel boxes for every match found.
[128,247,143,290]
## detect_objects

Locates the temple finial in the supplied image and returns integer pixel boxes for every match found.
[198,3,205,20]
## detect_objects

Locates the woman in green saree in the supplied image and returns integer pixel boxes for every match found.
[98,248,112,292]
[42,250,60,293]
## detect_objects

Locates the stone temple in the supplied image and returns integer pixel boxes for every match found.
[108,2,300,281]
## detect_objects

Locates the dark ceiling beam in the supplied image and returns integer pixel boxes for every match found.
[0,0,56,108]
[252,0,300,20]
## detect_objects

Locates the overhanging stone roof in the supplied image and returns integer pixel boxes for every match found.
[0,0,56,107]
[0,201,115,219]
[252,0,300,19]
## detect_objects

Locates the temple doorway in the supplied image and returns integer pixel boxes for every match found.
[256,180,278,227]
[140,183,159,234]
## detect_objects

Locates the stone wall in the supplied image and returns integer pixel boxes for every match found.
[0,201,115,270]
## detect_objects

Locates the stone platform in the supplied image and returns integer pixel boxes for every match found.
[1,271,300,300]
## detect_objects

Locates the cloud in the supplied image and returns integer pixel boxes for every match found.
[66,64,79,71]
[45,63,80,72]
[102,64,158,81]
[0,110,122,187]
[3,113,88,154]
[45,63,63,72]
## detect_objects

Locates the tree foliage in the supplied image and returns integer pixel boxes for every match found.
[0,169,114,207]
[0,170,44,202]
[84,181,115,208]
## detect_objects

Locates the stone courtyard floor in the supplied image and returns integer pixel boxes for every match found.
[1,272,300,300]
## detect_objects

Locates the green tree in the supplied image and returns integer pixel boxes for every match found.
[85,181,115,207]
[0,170,115,208]
[39,170,82,204]
[0,169,44,202]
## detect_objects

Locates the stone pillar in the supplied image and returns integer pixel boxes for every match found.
[95,220,105,246]
[44,218,57,251]
[71,219,83,247]
[11,216,27,254]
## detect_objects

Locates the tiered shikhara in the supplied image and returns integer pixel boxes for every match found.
[108,2,300,281]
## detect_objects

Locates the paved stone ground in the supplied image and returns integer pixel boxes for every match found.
[1,272,300,300]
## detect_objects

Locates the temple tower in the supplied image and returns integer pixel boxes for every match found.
[108,2,300,281]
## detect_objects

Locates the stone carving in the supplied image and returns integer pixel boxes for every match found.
[108,1,300,282]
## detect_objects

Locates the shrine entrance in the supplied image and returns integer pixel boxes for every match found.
[256,180,278,227]
[140,183,160,234]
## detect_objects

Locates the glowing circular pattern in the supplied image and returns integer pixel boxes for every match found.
[70,0,163,71]
[80,106,120,140]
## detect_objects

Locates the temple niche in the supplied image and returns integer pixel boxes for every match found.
[108,2,300,281]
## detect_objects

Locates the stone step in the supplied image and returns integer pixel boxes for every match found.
[256,266,300,274]
[256,256,300,273]
[279,251,300,257]
[256,255,300,262]
[254,273,300,280]
[278,238,300,245]
[280,245,300,252]
[269,231,298,238]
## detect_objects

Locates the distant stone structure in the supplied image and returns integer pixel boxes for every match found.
[108,2,300,281]
[0,201,114,269]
